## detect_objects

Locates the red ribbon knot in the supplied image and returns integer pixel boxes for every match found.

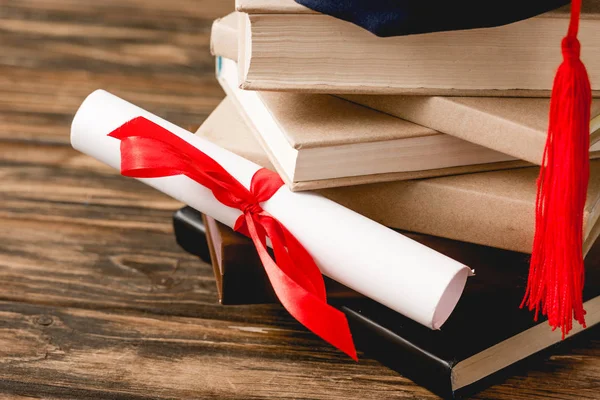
[108,116,357,360]
[242,202,262,215]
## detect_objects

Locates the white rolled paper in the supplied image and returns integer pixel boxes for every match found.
[71,90,472,329]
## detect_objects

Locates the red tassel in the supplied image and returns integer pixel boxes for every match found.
[521,0,592,338]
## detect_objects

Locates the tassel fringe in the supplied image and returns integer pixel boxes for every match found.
[521,0,591,338]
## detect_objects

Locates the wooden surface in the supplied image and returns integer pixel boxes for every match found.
[0,1,598,399]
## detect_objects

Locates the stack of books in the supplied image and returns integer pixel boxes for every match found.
[174,2,600,398]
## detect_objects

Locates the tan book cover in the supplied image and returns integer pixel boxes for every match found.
[236,0,313,13]
[235,2,600,95]
[211,13,600,165]
[218,56,539,190]
[198,97,600,256]
[342,95,600,165]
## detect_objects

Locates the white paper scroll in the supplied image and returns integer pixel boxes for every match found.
[71,90,473,329]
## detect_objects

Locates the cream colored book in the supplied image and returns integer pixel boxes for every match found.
[235,0,600,95]
[211,13,600,165]
[198,97,600,256]
[217,57,535,191]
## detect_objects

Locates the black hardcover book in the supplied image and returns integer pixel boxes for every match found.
[173,207,600,399]
[173,206,210,262]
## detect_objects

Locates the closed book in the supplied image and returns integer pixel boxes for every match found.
[211,12,600,166]
[235,1,600,95]
[218,56,534,190]
[173,208,600,399]
[341,94,600,165]
[198,97,600,255]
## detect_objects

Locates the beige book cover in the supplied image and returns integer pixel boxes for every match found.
[236,0,313,13]
[218,56,535,191]
[342,95,600,165]
[198,97,600,256]
[211,13,600,165]
[235,2,600,95]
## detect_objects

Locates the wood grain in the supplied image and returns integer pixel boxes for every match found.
[0,0,598,399]
[0,301,437,400]
[0,0,226,144]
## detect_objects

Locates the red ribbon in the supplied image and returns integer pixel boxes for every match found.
[108,116,357,360]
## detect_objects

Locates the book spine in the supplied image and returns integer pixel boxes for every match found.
[210,16,238,61]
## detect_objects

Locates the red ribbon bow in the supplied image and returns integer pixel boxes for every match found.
[108,116,357,360]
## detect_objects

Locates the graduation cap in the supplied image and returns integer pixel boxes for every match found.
[296,0,592,337]
[295,0,570,37]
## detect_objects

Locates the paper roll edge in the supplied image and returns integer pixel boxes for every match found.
[71,89,110,153]
[431,267,472,330]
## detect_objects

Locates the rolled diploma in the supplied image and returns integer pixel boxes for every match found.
[71,89,472,329]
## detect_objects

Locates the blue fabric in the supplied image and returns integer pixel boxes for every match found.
[294,0,570,37]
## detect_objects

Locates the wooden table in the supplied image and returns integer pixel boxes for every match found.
[0,1,598,398]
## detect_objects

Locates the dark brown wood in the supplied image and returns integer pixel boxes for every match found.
[0,1,598,399]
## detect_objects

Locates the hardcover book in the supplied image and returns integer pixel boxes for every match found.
[173,207,600,399]
[218,56,534,190]
[235,0,600,95]
[211,12,600,166]
[341,94,600,165]
[198,97,600,255]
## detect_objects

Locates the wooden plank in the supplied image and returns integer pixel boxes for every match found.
[0,301,435,400]
[0,0,228,144]
[0,301,598,400]
[1,0,233,23]
[0,141,210,316]
[0,66,223,144]
[0,141,180,233]
[0,141,297,327]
